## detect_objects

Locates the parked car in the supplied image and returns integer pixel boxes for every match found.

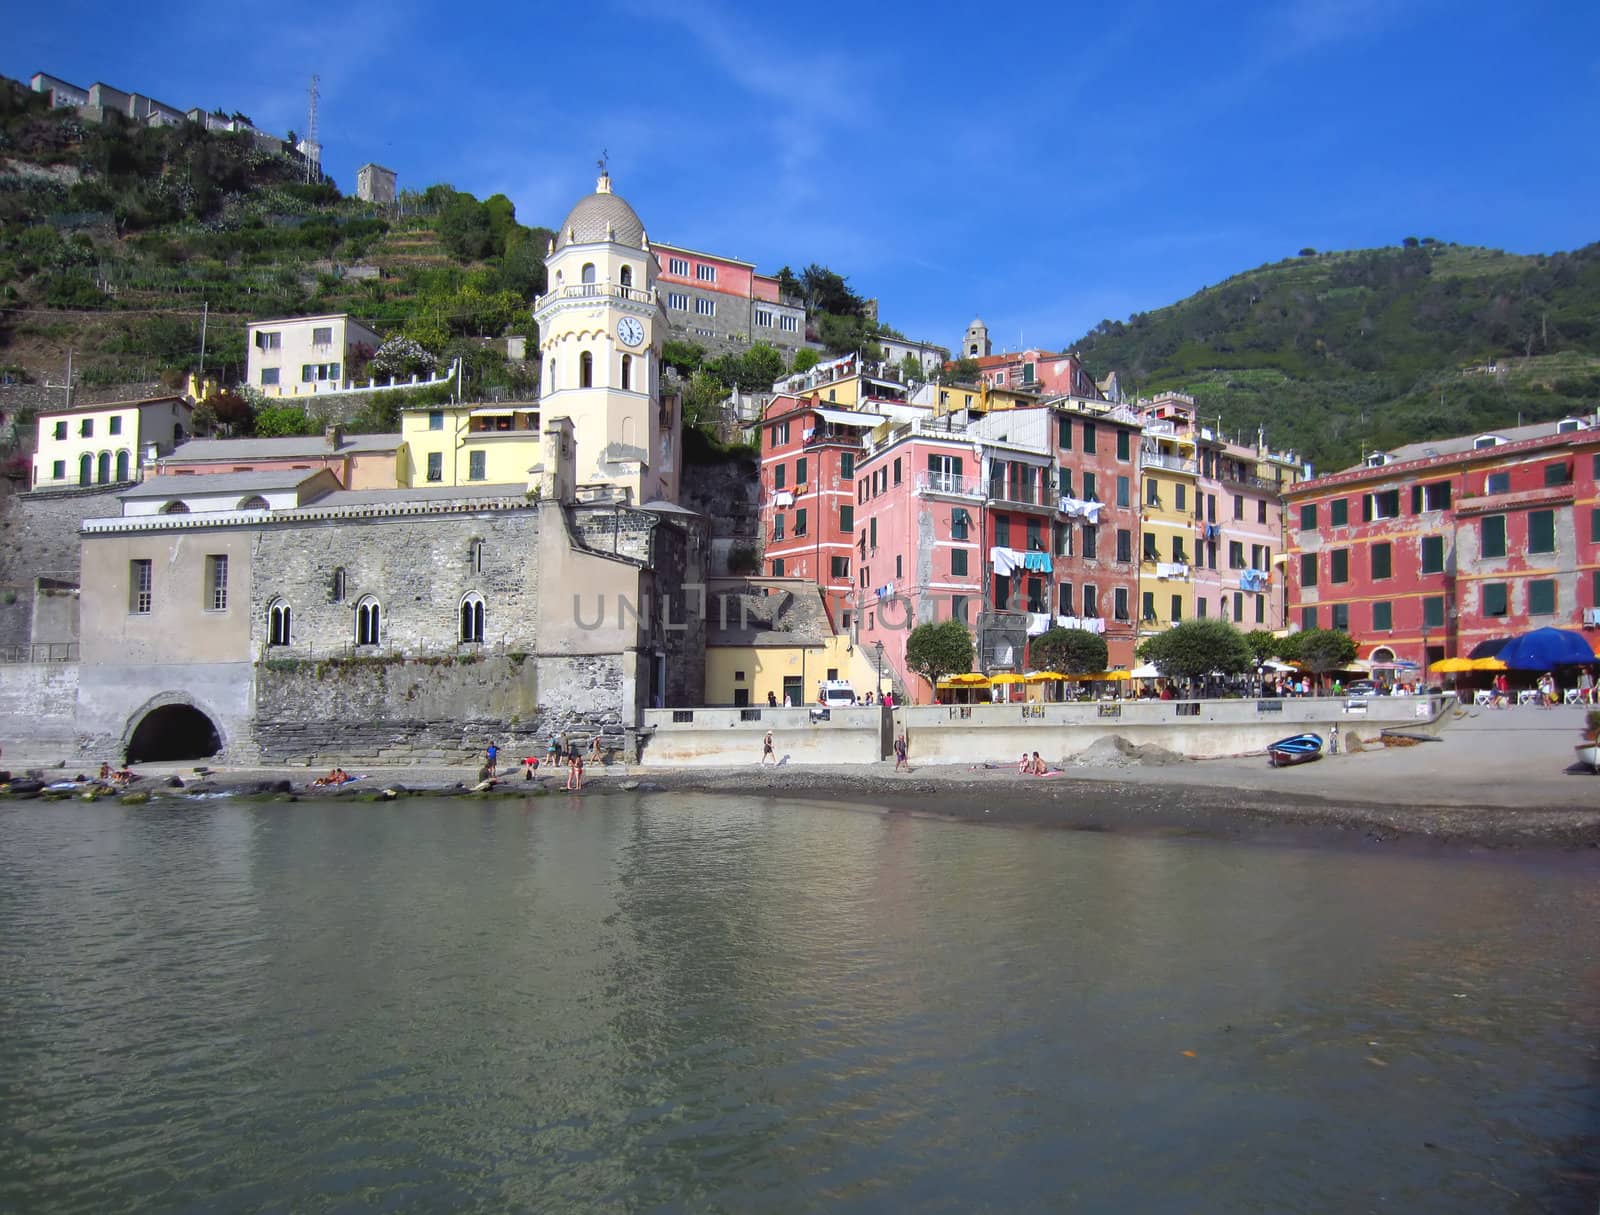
[1344,680,1377,697]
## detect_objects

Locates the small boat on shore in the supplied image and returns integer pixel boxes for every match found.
[1268,733,1324,767]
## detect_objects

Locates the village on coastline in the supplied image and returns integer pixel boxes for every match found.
[3,83,1599,776]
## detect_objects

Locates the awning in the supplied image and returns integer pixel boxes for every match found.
[812,408,886,428]
[937,672,991,687]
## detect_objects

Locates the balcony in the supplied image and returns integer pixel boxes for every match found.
[987,482,1054,512]
[916,471,983,498]
[802,427,863,449]
[1140,451,1197,474]
[1219,468,1275,491]
[535,282,656,309]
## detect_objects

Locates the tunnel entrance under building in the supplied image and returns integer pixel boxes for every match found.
[125,704,222,764]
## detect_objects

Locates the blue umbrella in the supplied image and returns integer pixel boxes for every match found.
[1469,637,1510,659]
[1494,627,1597,670]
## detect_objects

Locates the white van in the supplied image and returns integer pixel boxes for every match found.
[817,680,857,707]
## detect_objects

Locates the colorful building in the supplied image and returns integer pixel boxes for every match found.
[399,402,540,488]
[847,399,1143,700]
[1283,416,1600,667]
[758,395,883,626]
[155,429,406,490]
[1136,409,1199,636]
[652,242,808,356]
[972,347,1101,399]
[247,314,383,398]
[30,395,192,490]
[703,577,856,706]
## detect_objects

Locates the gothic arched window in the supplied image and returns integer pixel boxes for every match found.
[356,597,382,646]
[161,500,190,515]
[459,593,485,644]
[267,599,292,647]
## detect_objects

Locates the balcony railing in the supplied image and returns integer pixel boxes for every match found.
[535,283,656,308]
[1219,469,1275,491]
[1140,451,1197,473]
[803,428,862,449]
[916,471,983,497]
[987,482,1052,510]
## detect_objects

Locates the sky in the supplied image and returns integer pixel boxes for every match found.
[10,0,1599,356]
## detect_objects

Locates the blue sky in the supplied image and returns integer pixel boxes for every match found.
[11,0,1598,356]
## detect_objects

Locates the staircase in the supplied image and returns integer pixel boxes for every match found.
[862,644,908,703]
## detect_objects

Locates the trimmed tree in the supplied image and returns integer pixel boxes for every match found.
[905,619,974,700]
[1243,629,1280,665]
[1294,628,1358,684]
[1029,627,1107,675]
[1136,619,1254,682]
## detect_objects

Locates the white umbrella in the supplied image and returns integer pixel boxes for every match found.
[1129,662,1161,679]
[1260,659,1295,672]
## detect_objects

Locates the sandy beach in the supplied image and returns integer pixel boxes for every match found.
[17,701,1600,850]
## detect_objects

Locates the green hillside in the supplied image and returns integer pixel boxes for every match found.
[0,74,549,405]
[1070,241,1600,471]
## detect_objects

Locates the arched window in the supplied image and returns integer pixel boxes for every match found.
[469,539,484,574]
[97,451,111,483]
[267,599,292,647]
[356,597,382,646]
[78,453,92,487]
[459,593,485,644]
[548,358,557,390]
[621,353,632,391]
[238,495,269,511]
[330,568,346,602]
[620,265,633,288]
[161,500,190,515]
[115,450,129,481]
[581,263,596,285]
[580,351,593,388]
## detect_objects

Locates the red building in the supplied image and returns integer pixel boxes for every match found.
[758,394,883,627]
[1283,417,1600,668]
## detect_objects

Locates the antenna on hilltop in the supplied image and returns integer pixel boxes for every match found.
[303,74,322,184]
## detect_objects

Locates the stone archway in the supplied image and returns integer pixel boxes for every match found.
[124,697,224,764]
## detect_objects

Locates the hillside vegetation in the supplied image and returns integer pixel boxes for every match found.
[1070,241,1600,471]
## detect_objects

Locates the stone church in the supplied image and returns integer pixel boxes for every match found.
[55,173,708,766]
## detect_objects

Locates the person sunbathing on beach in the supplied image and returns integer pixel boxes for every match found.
[1017,753,1031,774]
[312,768,353,787]
[1028,752,1047,775]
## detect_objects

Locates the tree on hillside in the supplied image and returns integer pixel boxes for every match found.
[943,357,982,383]
[899,353,923,382]
[1137,619,1254,683]
[905,619,974,699]
[661,340,707,376]
[1029,627,1107,675]
[437,192,494,260]
[253,403,317,437]
[371,336,439,381]
[1293,627,1357,682]
[799,264,864,317]
[791,348,821,373]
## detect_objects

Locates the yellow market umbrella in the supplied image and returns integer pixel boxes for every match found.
[1098,670,1132,681]
[937,672,991,687]
[1025,671,1067,683]
[990,673,1027,685]
[1430,656,1478,673]
[1471,657,1508,671]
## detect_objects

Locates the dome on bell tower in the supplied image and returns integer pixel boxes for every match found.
[554,172,646,250]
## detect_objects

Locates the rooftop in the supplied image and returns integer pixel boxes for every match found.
[37,394,190,419]
[555,173,646,251]
[161,433,403,463]
[121,468,332,499]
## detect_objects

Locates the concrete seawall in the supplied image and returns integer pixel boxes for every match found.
[641,697,1444,767]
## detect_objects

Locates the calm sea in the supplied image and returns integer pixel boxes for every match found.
[1,794,1596,1212]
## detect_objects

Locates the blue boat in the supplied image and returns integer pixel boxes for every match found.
[1268,733,1324,767]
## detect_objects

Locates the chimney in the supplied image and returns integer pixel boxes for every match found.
[537,416,576,503]
[324,424,343,451]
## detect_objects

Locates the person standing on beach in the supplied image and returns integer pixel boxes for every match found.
[485,741,498,777]
[761,730,776,765]
[894,733,910,772]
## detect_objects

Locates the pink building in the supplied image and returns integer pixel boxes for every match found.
[155,428,405,490]
[972,349,1101,399]
[851,401,1142,701]
[651,242,807,353]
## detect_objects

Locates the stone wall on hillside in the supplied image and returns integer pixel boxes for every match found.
[252,652,630,765]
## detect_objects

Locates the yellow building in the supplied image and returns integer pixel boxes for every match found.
[703,577,856,705]
[31,395,193,490]
[1138,420,1199,637]
[399,402,541,487]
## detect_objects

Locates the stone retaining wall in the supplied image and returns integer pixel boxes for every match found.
[0,660,80,760]
[253,651,632,766]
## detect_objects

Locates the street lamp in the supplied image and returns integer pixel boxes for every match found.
[875,640,885,704]
[1421,624,1430,692]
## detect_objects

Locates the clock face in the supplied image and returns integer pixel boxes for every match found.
[617,317,645,348]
